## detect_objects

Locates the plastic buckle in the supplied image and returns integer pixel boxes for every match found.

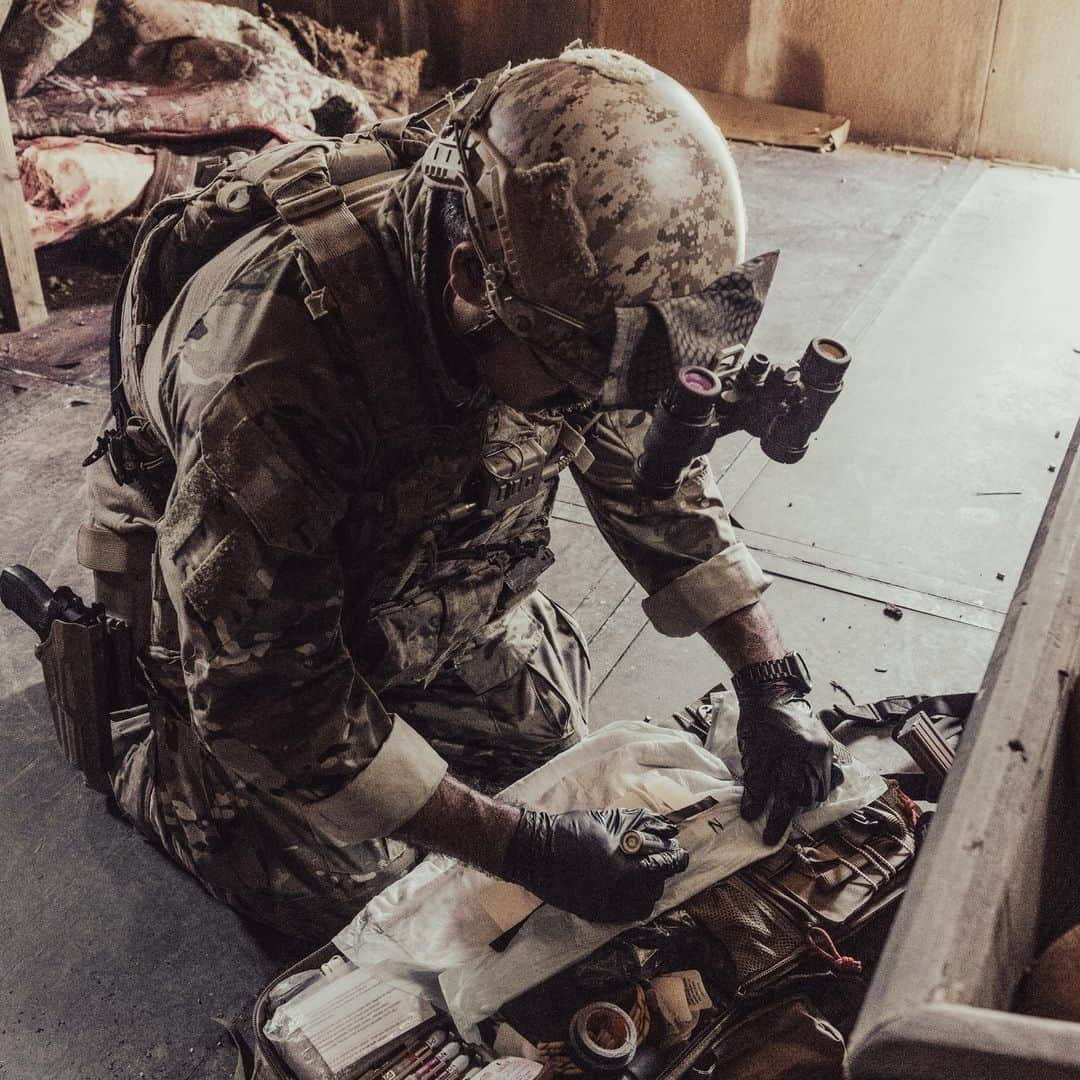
[105,429,136,487]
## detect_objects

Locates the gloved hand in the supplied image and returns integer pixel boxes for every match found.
[502,807,690,923]
[734,656,843,845]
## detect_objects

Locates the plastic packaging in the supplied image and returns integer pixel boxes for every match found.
[263,960,436,1080]
[335,716,884,1032]
[470,1060,545,1080]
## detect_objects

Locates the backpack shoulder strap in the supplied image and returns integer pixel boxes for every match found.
[258,148,437,440]
[88,126,439,492]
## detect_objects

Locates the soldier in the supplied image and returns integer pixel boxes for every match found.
[78,46,841,941]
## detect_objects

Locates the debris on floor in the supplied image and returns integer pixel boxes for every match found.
[691,87,850,152]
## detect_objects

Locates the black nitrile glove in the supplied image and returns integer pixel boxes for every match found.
[502,807,690,923]
[734,653,843,846]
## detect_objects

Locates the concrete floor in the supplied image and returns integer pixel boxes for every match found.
[1,143,1077,1078]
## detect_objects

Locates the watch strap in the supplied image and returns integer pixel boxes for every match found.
[732,651,812,695]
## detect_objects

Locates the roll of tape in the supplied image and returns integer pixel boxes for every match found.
[568,1002,638,1072]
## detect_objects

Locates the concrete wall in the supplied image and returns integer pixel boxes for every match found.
[589,0,1001,157]
[388,0,1080,171]
[220,0,1079,169]
[975,0,1080,167]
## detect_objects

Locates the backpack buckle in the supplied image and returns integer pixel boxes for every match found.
[82,419,167,488]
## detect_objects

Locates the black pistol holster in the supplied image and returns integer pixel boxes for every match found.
[36,614,134,794]
[2,565,138,795]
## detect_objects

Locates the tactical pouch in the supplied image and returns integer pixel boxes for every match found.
[35,618,116,794]
[252,944,339,1080]
[682,782,915,1001]
[678,995,846,1080]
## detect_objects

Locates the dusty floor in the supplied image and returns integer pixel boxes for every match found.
[1,142,1077,1078]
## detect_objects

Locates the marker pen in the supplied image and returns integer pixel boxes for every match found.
[402,1041,462,1080]
[429,1053,472,1080]
[371,1031,450,1080]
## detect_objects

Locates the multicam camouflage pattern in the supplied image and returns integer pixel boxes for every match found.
[436,47,747,402]
[85,51,769,937]
[109,591,587,941]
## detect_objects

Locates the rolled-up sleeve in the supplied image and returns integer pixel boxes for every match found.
[572,408,770,638]
[305,718,447,841]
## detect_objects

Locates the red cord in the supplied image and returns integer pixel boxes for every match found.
[807,926,863,975]
[892,785,922,830]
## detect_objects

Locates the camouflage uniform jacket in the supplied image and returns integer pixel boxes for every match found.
[83,163,769,854]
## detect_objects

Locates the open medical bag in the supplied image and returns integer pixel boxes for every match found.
[250,779,918,1080]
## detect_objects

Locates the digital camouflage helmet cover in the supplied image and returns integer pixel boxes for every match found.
[421,44,778,408]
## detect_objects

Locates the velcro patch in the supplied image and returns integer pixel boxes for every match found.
[500,157,598,302]
[181,528,266,625]
[199,378,340,555]
[159,458,225,564]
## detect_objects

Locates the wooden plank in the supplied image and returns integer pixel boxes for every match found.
[848,419,1080,1078]
[0,79,46,332]
[853,1002,1080,1080]
[691,87,849,152]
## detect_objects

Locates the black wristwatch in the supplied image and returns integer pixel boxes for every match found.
[731,652,813,695]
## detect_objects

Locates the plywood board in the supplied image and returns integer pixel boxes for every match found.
[587,575,997,730]
[731,164,1080,606]
[692,87,849,152]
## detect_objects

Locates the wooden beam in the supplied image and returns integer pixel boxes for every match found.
[848,419,1080,1078]
[0,78,47,332]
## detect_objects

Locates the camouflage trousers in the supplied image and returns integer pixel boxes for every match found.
[110,592,589,942]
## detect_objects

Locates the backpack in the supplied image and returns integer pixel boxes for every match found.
[84,111,441,510]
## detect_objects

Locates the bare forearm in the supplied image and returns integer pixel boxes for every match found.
[392,774,522,876]
[700,599,786,672]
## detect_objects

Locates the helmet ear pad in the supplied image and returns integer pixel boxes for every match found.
[491,156,598,316]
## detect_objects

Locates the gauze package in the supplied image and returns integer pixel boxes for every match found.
[335,716,884,1032]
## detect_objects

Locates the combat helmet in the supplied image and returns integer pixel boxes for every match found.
[421,44,776,408]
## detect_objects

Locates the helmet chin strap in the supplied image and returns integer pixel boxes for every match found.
[423,80,595,346]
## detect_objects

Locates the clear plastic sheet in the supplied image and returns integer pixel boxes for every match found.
[335,714,884,1032]
[264,959,436,1080]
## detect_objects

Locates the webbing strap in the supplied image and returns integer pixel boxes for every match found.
[76,525,154,575]
[821,693,975,732]
[236,138,335,187]
[263,157,431,436]
[452,65,508,131]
